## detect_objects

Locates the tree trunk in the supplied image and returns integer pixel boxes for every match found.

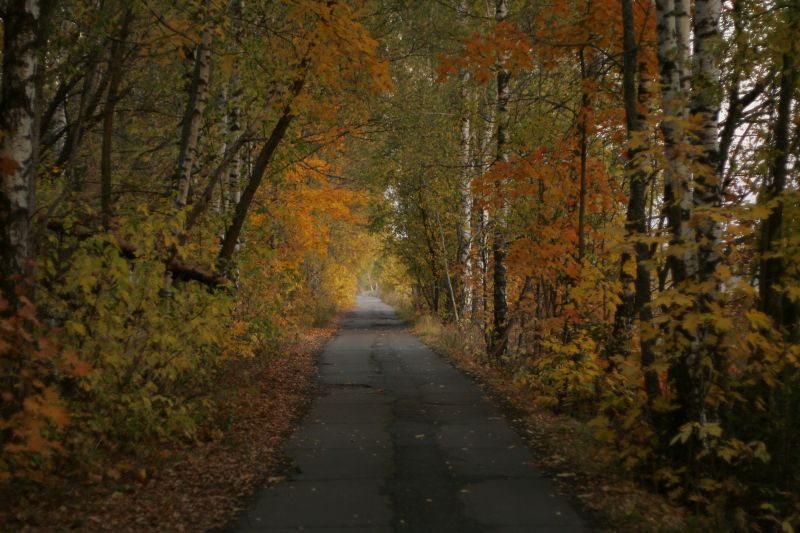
[48,80,68,156]
[437,212,459,323]
[690,0,723,287]
[225,0,244,215]
[657,0,694,284]
[456,0,473,321]
[759,45,797,337]
[0,0,41,288]
[671,0,725,433]
[175,9,212,209]
[577,47,588,261]
[100,10,133,229]
[473,97,494,327]
[57,57,103,190]
[611,0,659,403]
[184,114,260,234]
[490,0,510,357]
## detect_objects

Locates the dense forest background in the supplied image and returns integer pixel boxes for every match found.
[1,0,798,530]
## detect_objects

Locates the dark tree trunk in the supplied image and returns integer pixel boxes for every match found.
[100,10,133,229]
[759,48,797,338]
[612,0,659,403]
[490,0,510,357]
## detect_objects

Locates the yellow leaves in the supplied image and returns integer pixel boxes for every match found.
[622,255,637,278]
[714,315,733,333]
[786,285,800,304]
[746,309,773,331]
[219,53,236,77]
[66,320,87,337]
[588,415,615,443]
[752,441,771,463]
[232,321,248,336]
[670,421,723,446]
[716,438,771,466]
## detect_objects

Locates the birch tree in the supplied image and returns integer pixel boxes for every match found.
[0,0,41,286]
[679,0,724,428]
[656,0,694,283]
[456,0,473,321]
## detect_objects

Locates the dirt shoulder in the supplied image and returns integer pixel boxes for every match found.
[8,325,336,533]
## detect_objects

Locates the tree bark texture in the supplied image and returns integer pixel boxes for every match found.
[175,12,212,209]
[457,0,473,321]
[491,0,510,357]
[0,0,41,285]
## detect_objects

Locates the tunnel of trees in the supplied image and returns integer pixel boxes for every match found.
[1,0,798,529]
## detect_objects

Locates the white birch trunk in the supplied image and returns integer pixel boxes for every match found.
[690,0,723,282]
[227,0,244,214]
[227,77,242,212]
[0,0,40,278]
[656,0,695,282]
[457,0,473,321]
[473,101,495,320]
[673,0,724,430]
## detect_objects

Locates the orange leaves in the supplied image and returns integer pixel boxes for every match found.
[0,289,86,483]
[289,0,391,100]
[0,156,20,175]
[22,388,69,430]
[240,154,374,333]
[63,350,93,378]
[249,157,369,272]
[438,22,532,85]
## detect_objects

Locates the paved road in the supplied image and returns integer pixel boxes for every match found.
[233,296,588,532]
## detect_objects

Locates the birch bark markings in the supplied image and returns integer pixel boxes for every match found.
[0,0,41,281]
[656,0,694,283]
[690,0,723,288]
[225,0,244,214]
[457,0,473,321]
[227,80,243,211]
[669,0,725,430]
[474,103,495,323]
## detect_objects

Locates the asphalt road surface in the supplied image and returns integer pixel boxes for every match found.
[232,295,589,532]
